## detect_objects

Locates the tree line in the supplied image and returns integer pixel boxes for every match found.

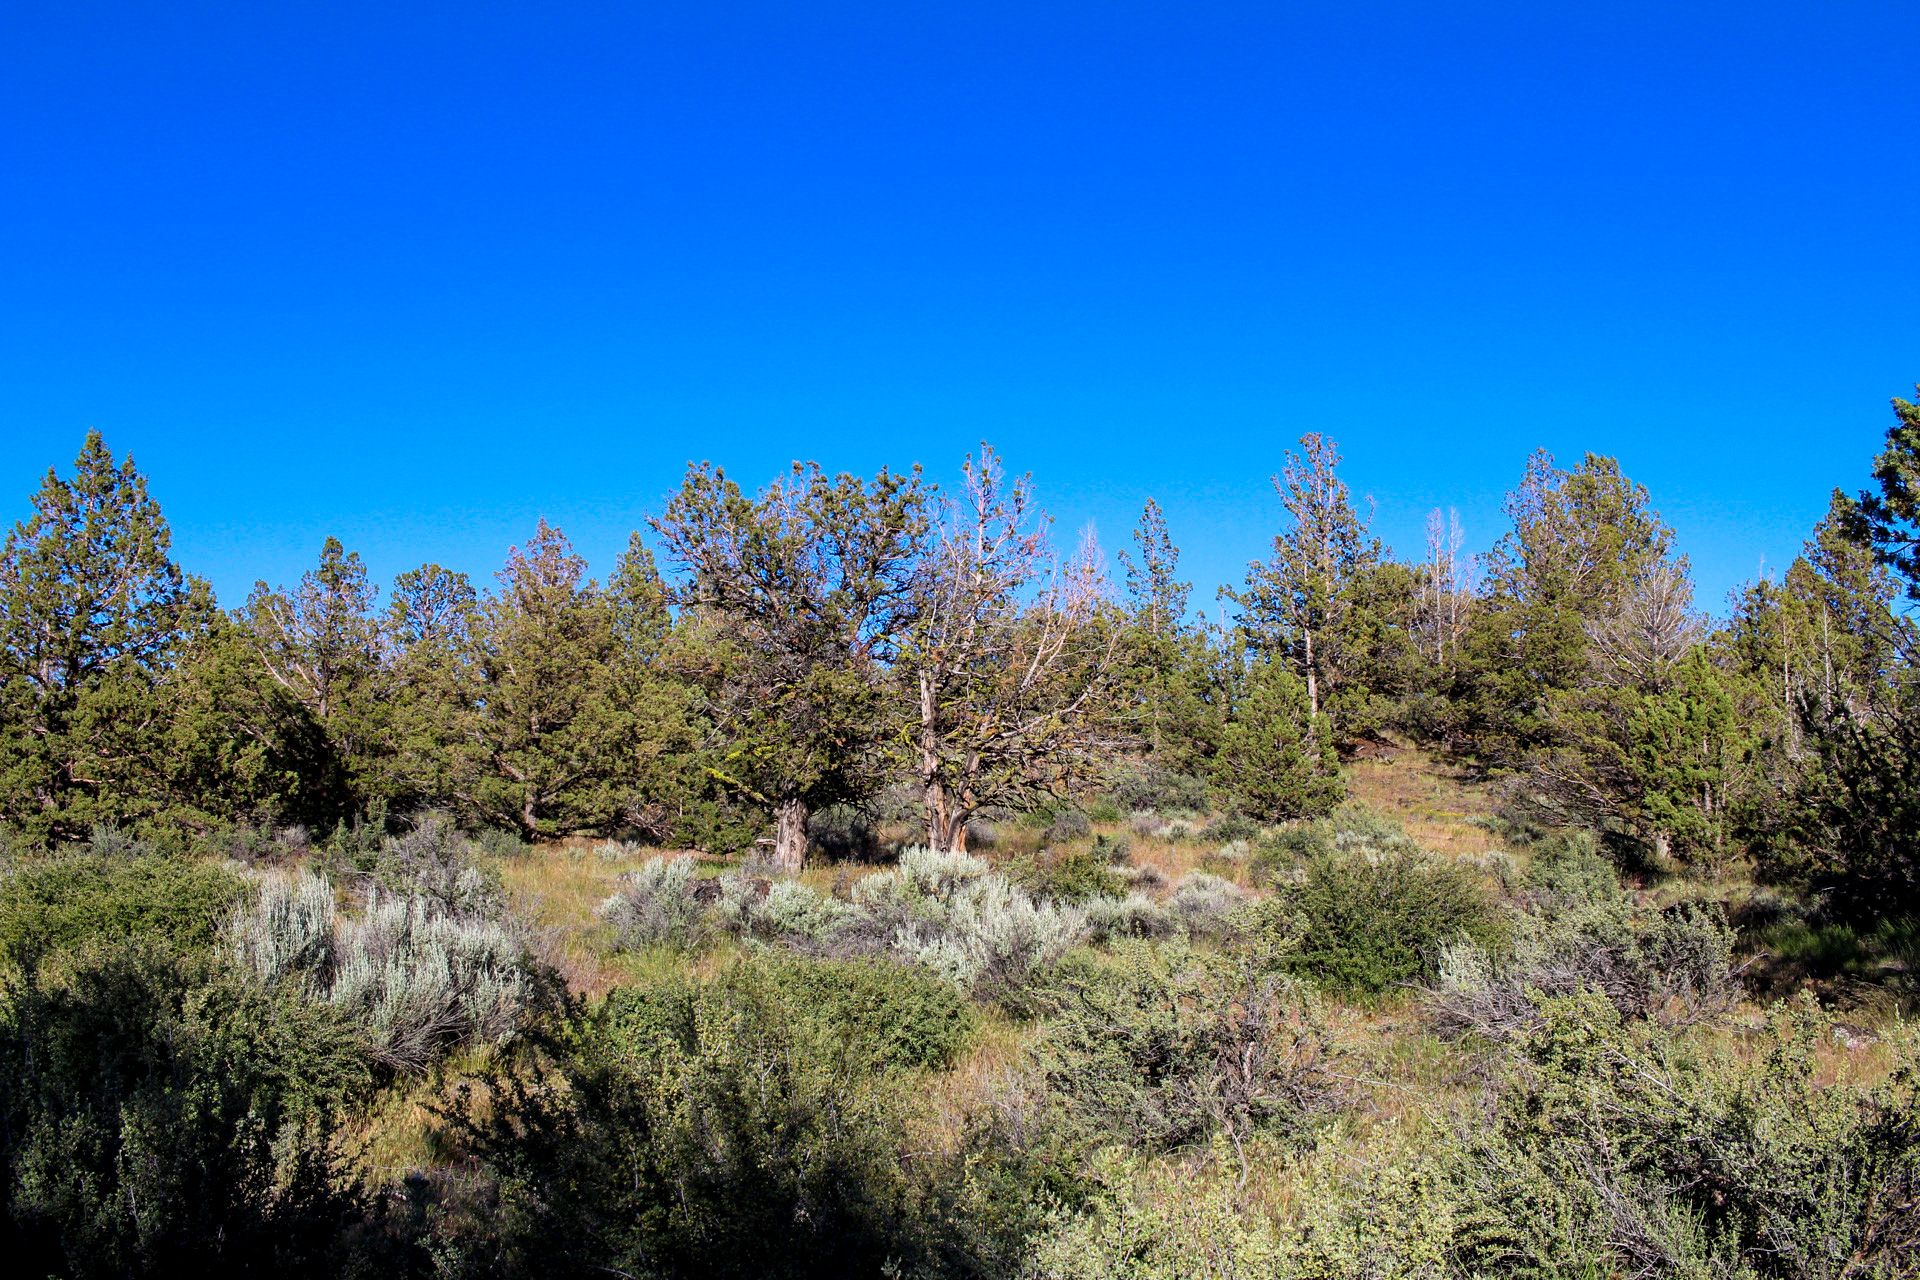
[3,395,1916,910]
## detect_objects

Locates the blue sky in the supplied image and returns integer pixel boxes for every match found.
[3,2,1917,618]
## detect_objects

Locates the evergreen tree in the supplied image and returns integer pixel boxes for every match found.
[1211,656,1342,821]
[1459,450,1676,764]
[603,534,705,844]
[383,562,481,811]
[1116,499,1221,775]
[1231,434,1383,735]
[457,521,635,838]
[238,537,386,816]
[1847,387,1920,599]
[0,432,199,839]
[651,463,928,868]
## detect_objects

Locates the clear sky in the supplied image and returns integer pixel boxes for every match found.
[3,2,1917,618]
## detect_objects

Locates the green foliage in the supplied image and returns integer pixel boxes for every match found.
[1523,827,1622,903]
[652,460,929,867]
[1459,449,1678,764]
[1031,942,1334,1158]
[0,940,377,1277]
[1849,386,1920,598]
[0,432,203,840]
[0,851,245,973]
[1252,825,1499,998]
[1230,433,1386,740]
[614,952,973,1075]
[449,955,968,1279]
[1451,992,1920,1278]
[1212,658,1344,822]
[1106,763,1210,814]
[1026,1148,1461,1280]
[1015,842,1127,903]
[1431,892,1739,1041]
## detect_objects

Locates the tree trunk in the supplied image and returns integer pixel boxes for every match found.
[1303,627,1320,719]
[919,669,952,850]
[772,796,809,873]
[924,778,954,851]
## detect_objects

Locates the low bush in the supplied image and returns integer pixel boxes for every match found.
[807,804,882,861]
[1026,1148,1457,1280]
[224,870,535,1073]
[599,855,705,949]
[1031,942,1336,1161]
[0,940,378,1277]
[604,848,1090,1001]
[857,852,1089,999]
[753,953,974,1072]
[1202,812,1260,845]
[372,811,503,913]
[1449,991,1920,1277]
[1107,766,1210,815]
[1258,844,1499,999]
[0,853,246,972]
[449,955,971,1279]
[1523,827,1622,904]
[1084,893,1181,943]
[1430,897,1739,1041]
[1015,843,1127,903]
[1166,871,1248,937]
[1045,809,1093,845]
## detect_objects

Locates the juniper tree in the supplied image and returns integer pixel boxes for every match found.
[1211,656,1343,821]
[383,562,480,810]
[1459,450,1676,764]
[651,462,928,870]
[457,521,635,838]
[0,432,201,838]
[239,537,387,813]
[1847,386,1920,599]
[901,448,1120,852]
[1116,499,1221,774]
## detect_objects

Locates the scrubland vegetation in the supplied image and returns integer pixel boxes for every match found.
[1,389,1918,1276]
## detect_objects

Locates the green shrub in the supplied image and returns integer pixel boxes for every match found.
[610,953,972,1075]
[452,955,965,1279]
[1264,847,1498,999]
[1451,991,1920,1277]
[0,853,246,972]
[1107,766,1210,815]
[1046,809,1093,844]
[1524,828,1622,904]
[0,940,377,1277]
[1431,897,1739,1040]
[1083,892,1180,942]
[849,847,1089,999]
[1031,942,1335,1158]
[1202,811,1260,845]
[1016,843,1127,903]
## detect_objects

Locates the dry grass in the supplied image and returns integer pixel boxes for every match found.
[501,844,706,996]
[1345,746,1502,857]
